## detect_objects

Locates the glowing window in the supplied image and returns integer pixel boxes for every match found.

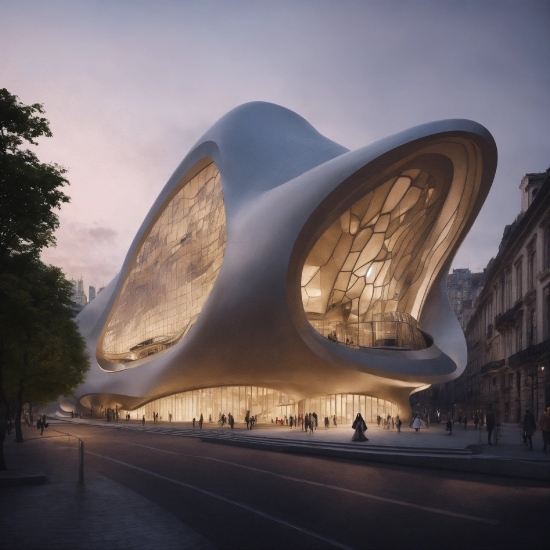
[103,162,226,363]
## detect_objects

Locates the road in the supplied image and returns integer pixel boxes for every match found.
[59,424,550,549]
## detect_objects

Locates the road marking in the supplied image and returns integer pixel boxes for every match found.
[128,442,500,526]
[87,451,354,550]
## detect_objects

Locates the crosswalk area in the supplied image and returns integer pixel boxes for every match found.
[52,418,474,458]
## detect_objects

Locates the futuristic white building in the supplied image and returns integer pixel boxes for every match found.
[69,102,497,423]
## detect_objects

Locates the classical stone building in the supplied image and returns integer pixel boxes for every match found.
[438,169,550,423]
[447,268,486,331]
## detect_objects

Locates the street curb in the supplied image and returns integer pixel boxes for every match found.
[0,471,48,488]
[200,437,550,481]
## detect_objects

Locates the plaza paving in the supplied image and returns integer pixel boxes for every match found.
[1,418,548,549]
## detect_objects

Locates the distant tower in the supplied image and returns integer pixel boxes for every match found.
[89,286,96,302]
[71,276,87,309]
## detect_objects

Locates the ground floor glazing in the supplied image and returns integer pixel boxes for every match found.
[121,385,398,426]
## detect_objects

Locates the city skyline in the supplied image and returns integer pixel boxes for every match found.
[1,1,549,287]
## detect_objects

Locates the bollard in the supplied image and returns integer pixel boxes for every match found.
[79,439,84,484]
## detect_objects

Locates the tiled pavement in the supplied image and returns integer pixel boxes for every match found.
[0,427,213,550]
[1,418,548,549]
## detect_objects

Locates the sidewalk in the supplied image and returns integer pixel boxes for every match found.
[0,426,213,550]
[54,416,550,481]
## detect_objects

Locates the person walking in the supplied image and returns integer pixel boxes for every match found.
[473,413,479,430]
[40,414,47,435]
[412,415,421,432]
[522,408,537,450]
[538,407,550,451]
[142,415,145,426]
[396,415,402,433]
[199,413,204,429]
[486,410,495,444]
[351,413,368,441]
[446,413,453,435]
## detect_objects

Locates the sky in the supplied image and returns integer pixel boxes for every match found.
[1,0,549,292]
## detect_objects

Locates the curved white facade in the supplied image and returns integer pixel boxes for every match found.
[71,102,497,421]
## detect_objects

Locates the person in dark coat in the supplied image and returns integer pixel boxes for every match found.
[486,410,495,444]
[351,413,368,441]
[538,407,550,451]
[523,408,537,450]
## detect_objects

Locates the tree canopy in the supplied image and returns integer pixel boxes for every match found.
[0,88,70,262]
[0,89,88,466]
[0,253,89,412]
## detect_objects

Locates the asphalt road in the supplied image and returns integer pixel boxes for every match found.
[64,424,549,550]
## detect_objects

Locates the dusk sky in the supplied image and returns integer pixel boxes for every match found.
[2,1,549,292]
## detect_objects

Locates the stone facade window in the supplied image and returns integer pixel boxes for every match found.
[505,267,512,309]
[527,241,536,291]
[515,259,523,302]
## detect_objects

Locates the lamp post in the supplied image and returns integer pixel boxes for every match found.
[527,366,545,419]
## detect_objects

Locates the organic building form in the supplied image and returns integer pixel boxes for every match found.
[68,102,497,423]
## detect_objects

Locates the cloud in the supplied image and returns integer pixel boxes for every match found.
[41,222,122,290]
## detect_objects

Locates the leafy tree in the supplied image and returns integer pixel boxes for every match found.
[0,254,89,447]
[0,89,84,469]
[0,88,70,263]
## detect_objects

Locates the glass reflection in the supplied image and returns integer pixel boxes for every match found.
[302,168,451,350]
[103,162,226,363]
[122,386,397,426]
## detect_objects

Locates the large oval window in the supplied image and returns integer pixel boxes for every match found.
[103,161,226,363]
[301,168,450,351]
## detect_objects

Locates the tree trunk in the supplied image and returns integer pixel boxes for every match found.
[15,379,24,443]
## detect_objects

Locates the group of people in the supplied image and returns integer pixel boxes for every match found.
[244,411,256,429]
[376,414,403,430]
[217,412,234,428]
[522,406,550,451]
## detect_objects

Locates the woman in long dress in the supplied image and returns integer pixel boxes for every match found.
[352,413,368,441]
[412,415,422,432]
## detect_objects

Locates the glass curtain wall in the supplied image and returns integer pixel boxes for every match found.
[123,386,396,426]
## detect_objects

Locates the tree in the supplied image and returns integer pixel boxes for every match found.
[0,254,89,446]
[0,89,82,469]
[0,88,70,263]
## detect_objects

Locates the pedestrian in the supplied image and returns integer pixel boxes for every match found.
[474,414,479,430]
[522,408,536,450]
[396,415,402,432]
[351,413,368,441]
[446,413,453,435]
[199,413,203,429]
[412,415,421,432]
[486,410,495,444]
[40,414,47,435]
[245,411,250,430]
[142,415,145,426]
[538,407,550,451]
[193,417,196,428]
